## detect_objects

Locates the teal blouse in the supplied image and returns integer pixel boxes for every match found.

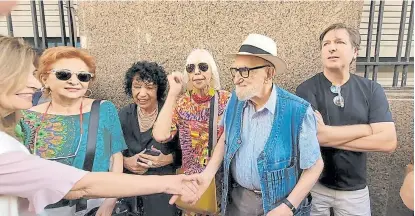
[19,101,127,172]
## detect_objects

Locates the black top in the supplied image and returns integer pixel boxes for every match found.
[119,103,181,175]
[296,72,393,191]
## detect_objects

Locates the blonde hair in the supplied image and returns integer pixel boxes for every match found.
[182,49,221,91]
[0,35,34,136]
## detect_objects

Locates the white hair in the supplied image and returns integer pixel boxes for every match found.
[182,49,221,91]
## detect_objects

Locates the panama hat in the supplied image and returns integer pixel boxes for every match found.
[229,33,287,72]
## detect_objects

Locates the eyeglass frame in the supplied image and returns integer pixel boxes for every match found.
[229,65,271,78]
[32,128,83,161]
[50,69,95,82]
[186,62,209,73]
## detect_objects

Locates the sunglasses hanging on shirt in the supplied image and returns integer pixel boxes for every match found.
[330,85,344,108]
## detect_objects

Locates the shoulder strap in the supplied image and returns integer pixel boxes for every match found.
[83,100,101,171]
[208,92,219,157]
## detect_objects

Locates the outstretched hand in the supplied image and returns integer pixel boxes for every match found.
[168,172,213,205]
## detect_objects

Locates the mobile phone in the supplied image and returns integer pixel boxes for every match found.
[143,149,161,156]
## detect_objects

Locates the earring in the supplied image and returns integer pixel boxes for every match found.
[84,89,93,98]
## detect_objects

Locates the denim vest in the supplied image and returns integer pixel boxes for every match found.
[221,87,310,215]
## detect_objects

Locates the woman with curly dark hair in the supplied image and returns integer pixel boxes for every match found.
[119,61,182,216]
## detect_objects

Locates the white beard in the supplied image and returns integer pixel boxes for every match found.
[235,84,261,101]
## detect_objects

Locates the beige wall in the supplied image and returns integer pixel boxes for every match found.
[77,2,413,216]
[77,1,364,107]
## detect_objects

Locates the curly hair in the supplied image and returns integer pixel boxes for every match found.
[124,61,168,101]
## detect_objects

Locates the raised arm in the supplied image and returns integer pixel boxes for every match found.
[153,72,183,142]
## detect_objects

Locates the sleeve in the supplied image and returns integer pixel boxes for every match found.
[296,82,318,110]
[118,107,130,157]
[104,101,128,155]
[369,83,393,123]
[170,106,179,138]
[0,151,88,214]
[299,106,322,169]
[168,136,182,168]
[219,98,230,128]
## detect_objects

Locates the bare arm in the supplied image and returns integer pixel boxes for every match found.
[400,164,414,210]
[315,111,372,146]
[110,152,124,173]
[153,73,183,142]
[202,133,226,179]
[65,173,180,200]
[286,158,324,208]
[170,133,226,204]
[96,152,125,213]
[335,122,397,153]
[318,124,372,146]
[153,92,178,142]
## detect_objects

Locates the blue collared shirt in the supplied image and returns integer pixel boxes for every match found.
[221,85,321,190]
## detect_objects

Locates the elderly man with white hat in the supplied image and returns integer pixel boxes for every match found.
[184,34,324,216]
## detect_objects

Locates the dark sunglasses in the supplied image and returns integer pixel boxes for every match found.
[330,85,344,108]
[186,63,209,73]
[230,65,270,78]
[51,69,94,82]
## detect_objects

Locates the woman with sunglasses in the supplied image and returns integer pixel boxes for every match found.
[0,35,200,216]
[19,46,127,215]
[153,49,230,216]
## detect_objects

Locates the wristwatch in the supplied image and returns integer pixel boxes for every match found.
[282,198,297,214]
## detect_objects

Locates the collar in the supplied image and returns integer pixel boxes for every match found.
[245,84,277,115]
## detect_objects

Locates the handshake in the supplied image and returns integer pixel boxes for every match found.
[163,172,213,206]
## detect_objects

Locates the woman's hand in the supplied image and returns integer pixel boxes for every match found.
[124,154,149,174]
[137,148,173,168]
[95,198,117,216]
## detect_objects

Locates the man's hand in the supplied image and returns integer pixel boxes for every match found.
[167,72,184,97]
[162,174,200,204]
[266,203,293,216]
[124,154,149,174]
[169,172,214,205]
[95,198,117,216]
[137,148,173,168]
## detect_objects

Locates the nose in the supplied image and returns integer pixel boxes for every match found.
[28,72,42,90]
[138,88,148,97]
[233,72,243,85]
[67,73,80,84]
[194,67,202,75]
[328,43,337,53]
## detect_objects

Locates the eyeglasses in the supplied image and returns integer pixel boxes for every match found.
[51,69,94,82]
[32,101,84,161]
[186,63,209,73]
[230,65,270,78]
[330,85,344,108]
[32,128,83,161]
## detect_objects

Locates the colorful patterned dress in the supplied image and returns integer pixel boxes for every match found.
[19,101,127,172]
[171,90,230,216]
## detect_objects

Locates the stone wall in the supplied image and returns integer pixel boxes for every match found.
[77,2,414,215]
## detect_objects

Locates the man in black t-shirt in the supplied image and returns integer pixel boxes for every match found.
[296,23,397,216]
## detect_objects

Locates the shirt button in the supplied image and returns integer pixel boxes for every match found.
[237,139,242,144]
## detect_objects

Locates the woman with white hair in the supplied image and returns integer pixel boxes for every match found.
[153,49,230,216]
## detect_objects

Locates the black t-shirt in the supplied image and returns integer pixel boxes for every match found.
[296,72,393,191]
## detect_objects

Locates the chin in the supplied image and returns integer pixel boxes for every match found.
[235,91,251,101]
[15,98,33,110]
